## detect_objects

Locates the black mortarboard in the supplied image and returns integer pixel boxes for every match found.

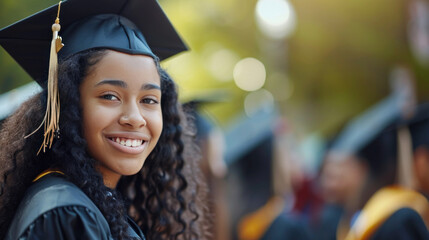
[0,0,188,84]
[224,107,278,165]
[330,95,402,155]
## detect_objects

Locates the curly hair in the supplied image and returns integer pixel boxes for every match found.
[0,49,209,240]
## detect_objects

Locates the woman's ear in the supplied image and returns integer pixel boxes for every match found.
[414,146,429,169]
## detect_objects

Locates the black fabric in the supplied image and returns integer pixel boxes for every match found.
[59,14,156,60]
[370,208,429,240]
[127,216,146,240]
[5,175,145,240]
[260,214,312,240]
[0,0,188,84]
[314,204,343,240]
[408,103,429,150]
[16,206,112,240]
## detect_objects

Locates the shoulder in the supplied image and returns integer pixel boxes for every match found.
[371,208,429,240]
[14,205,113,240]
[6,175,111,240]
[262,214,312,240]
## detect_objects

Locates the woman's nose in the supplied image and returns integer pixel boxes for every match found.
[119,103,147,128]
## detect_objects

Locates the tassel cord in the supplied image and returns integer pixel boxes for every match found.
[25,2,63,155]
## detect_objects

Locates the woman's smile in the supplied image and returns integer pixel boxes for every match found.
[105,132,150,154]
[111,137,143,148]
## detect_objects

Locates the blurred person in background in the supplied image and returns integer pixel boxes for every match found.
[235,118,315,240]
[342,122,428,240]
[316,139,365,240]
[328,94,429,240]
[314,60,420,240]
[408,0,429,66]
[407,0,429,202]
[408,103,429,200]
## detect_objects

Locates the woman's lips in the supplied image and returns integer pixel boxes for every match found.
[106,136,147,154]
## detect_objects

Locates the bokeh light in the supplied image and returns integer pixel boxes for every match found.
[206,48,240,82]
[255,0,296,39]
[233,57,266,91]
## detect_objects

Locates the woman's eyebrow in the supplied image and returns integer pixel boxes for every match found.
[95,80,127,88]
[141,83,161,91]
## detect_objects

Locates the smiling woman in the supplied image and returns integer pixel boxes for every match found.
[0,0,208,239]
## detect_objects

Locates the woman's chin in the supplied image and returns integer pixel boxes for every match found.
[119,163,145,176]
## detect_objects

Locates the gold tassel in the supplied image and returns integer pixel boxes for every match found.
[25,1,64,154]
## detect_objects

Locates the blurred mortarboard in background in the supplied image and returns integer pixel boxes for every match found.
[407,103,429,150]
[224,106,278,165]
[182,89,230,140]
[331,95,404,156]
[0,0,188,84]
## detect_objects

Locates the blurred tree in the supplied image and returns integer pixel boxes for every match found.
[286,0,429,135]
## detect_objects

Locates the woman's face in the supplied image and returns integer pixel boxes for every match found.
[80,50,163,188]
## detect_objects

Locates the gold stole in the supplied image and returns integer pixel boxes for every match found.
[237,196,285,240]
[33,169,65,182]
[342,186,429,240]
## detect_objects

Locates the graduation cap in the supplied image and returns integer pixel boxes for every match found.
[0,0,188,83]
[0,0,187,153]
[224,106,279,165]
[330,95,402,156]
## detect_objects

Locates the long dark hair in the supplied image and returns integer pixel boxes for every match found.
[0,49,208,239]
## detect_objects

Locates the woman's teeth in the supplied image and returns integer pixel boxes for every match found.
[113,137,143,147]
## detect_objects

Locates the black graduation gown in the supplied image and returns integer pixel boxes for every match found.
[260,213,312,240]
[370,208,429,240]
[5,174,145,240]
[314,204,343,240]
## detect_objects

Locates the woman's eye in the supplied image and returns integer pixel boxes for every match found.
[101,94,119,101]
[141,98,159,104]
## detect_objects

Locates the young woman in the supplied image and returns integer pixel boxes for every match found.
[0,0,207,239]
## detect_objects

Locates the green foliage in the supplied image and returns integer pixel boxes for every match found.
[286,0,423,135]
